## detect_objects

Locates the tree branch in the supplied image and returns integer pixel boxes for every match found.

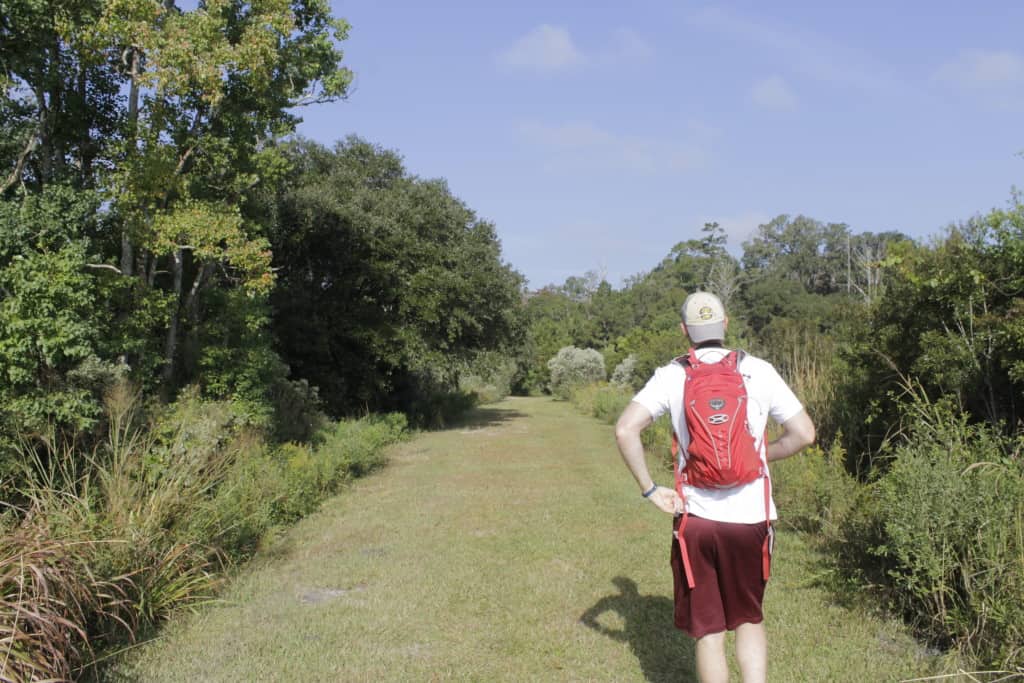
[0,133,39,194]
[85,263,124,274]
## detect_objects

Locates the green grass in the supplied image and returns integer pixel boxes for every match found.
[106,397,940,682]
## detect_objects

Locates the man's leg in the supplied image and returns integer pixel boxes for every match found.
[695,630,728,683]
[734,621,767,683]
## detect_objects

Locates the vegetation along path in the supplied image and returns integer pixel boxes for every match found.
[111,398,936,682]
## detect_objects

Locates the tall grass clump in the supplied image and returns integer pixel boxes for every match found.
[268,413,407,523]
[0,383,407,681]
[755,320,840,444]
[0,527,134,683]
[829,381,1024,669]
[569,383,631,425]
[770,439,859,538]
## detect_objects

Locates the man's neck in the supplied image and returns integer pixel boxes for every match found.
[694,340,726,350]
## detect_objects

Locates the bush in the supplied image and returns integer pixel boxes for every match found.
[570,383,632,425]
[770,439,858,537]
[459,351,517,404]
[269,377,329,444]
[610,354,639,389]
[835,387,1024,668]
[0,384,408,678]
[547,346,606,400]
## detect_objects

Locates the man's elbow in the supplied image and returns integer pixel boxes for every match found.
[614,419,638,446]
[785,411,816,451]
[798,418,816,450]
[802,424,816,450]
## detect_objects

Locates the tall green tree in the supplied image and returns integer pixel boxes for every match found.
[268,138,524,419]
[1,0,353,411]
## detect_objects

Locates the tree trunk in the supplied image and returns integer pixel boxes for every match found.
[121,48,141,279]
[160,248,184,393]
[34,84,51,183]
[182,261,215,380]
[121,233,134,277]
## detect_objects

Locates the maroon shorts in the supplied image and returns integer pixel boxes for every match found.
[670,514,769,639]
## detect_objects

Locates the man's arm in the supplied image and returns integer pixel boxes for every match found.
[614,402,682,515]
[765,409,816,463]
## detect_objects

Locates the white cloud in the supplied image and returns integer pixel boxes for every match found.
[518,121,657,173]
[933,49,1024,89]
[690,6,901,97]
[518,120,714,175]
[497,25,586,72]
[705,212,770,249]
[749,75,798,111]
[497,25,653,73]
[609,28,655,63]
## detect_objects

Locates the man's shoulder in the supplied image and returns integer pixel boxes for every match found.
[736,351,775,373]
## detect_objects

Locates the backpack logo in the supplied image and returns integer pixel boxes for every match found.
[709,398,725,410]
[708,414,728,425]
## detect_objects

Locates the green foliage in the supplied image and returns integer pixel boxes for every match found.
[267,413,408,523]
[835,207,1024,463]
[770,440,858,538]
[741,215,850,295]
[0,383,406,677]
[2,0,354,412]
[569,382,632,425]
[547,346,606,400]
[609,353,638,389]
[268,138,523,421]
[0,186,120,450]
[866,391,1024,667]
[458,350,518,404]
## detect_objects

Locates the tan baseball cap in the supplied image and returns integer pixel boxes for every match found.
[681,291,726,343]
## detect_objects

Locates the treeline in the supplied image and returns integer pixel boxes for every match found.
[0,1,522,679]
[528,214,1024,668]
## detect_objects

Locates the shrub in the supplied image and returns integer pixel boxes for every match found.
[0,383,409,678]
[854,387,1024,668]
[770,439,858,537]
[459,351,517,405]
[570,383,633,425]
[269,377,329,444]
[610,354,639,390]
[547,346,606,400]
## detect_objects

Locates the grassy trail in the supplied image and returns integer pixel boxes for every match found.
[110,397,936,682]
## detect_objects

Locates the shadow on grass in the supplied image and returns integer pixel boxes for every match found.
[581,576,696,683]
[448,405,528,430]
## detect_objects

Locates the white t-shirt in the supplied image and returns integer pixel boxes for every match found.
[631,347,805,524]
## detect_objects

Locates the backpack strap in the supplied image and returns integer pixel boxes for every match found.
[672,354,696,589]
[762,474,772,582]
[672,347,768,589]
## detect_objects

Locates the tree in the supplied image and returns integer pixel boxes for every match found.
[1,0,353,409]
[268,138,524,419]
[742,215,850,294]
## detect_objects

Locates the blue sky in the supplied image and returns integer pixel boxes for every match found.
[296,1,1024,289]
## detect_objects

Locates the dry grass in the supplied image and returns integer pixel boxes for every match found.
[108,397,942,682]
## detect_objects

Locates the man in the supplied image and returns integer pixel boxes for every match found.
[614,291,815,683]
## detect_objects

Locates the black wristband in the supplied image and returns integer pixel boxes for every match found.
[642,483,658,498]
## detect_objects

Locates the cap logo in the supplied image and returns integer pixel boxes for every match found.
[698,305,714,321]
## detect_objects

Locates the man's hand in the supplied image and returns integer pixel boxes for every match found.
[647,486,684,515]
[615,403,684,515]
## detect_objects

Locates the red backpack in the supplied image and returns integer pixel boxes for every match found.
[671,348,771,588]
